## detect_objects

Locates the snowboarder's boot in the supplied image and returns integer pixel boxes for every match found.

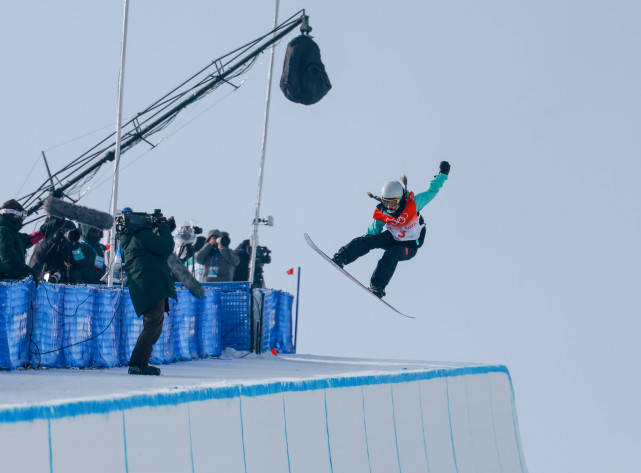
[128,364,161,376]
[368,284,386,299]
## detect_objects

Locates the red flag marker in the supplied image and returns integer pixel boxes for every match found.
[271,348,278,356]
[286,268,294,275]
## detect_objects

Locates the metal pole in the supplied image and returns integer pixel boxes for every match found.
[107,0,130,287]
[294,266,301,352]
[249,0,280,287]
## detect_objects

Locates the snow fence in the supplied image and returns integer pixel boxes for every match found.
[0,363,528,473]
[0,278,294,369]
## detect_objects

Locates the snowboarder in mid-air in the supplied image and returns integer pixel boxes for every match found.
[331,161,450,299]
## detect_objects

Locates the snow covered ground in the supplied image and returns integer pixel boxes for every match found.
[0,353,527,473]
[0,352,486,407]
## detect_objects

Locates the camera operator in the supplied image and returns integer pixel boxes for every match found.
[117,208,177,376]
[29,217,80,284]
[70,224,106,285]
[195,229,239,282]
[174,223,206,264]
[0,199,47,280]
[233,239,271,288]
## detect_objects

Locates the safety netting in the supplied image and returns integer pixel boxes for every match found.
[0,278,294,369]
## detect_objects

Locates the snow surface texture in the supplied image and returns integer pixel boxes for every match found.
[0,354,527,473]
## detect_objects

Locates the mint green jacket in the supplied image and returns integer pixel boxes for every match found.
[366,173,448,235]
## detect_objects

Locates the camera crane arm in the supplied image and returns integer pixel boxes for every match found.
[20,10,309,217]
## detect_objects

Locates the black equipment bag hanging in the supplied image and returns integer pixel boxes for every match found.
[280,35,332,105]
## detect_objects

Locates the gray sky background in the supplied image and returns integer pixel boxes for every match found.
[1,1,640,472]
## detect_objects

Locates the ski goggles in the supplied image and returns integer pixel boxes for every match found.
[382,198,401,210]
[0,208,26,219]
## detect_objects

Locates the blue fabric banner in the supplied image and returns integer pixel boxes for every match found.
[197,288,222,358]
[0,278,33,369]
[92,287,122,368]
[31,282,65,368]
[62,286,95,367]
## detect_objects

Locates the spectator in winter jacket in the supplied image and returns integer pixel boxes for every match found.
[70,225,106,284]
[195,230,239,282]
[0,199,46,280]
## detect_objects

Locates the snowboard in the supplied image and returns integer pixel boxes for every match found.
[304,233,415,319]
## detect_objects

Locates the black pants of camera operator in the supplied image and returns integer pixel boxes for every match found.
[128,298,165,368]
[336,231,419,291]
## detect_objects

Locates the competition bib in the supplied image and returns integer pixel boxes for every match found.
[372,192,424,242]
[94,255,105,269]
[72,248,85,261]
[385,218,424,242]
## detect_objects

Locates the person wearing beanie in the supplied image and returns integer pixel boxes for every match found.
[0,200,38,279]
[195,229,239,282]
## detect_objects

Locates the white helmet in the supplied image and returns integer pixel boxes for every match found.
[381,181,404,199]
[381,180,405,212]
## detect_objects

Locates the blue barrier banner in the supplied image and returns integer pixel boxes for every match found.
[63,286,95,367]
[92,287,122,368]
[276,291,294,354]
[253,289,278,353]
[0,278,291,368]
[0,277,33,369]
[172,288,197,361]
[197,288,222,358]
[119,289,142,366]
[151,302,174,365]
[31,282,65,368]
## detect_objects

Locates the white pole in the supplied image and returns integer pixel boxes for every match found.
[107,0,130,287]
[249,0,280,287]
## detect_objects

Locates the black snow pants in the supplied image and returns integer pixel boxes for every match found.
[129,298,165,368]
[336,231,419,290]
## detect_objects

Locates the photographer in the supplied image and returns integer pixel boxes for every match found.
[233,239,271,288]
[70,225,106,285]
[29,217,80,284]
[0,199,46,280]
[173,223,206,264]
[195,229,239,282]
[117,208,177,376]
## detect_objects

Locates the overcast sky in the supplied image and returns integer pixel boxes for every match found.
[1,1,640,472]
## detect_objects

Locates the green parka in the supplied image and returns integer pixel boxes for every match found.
[0,215,34,279]
[71,225,107,284]
[119,223,177,315]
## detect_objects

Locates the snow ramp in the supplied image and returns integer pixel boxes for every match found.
[0,355,527,473]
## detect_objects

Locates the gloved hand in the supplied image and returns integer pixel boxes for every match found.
[167,216,177,232]
[439,161,451,176]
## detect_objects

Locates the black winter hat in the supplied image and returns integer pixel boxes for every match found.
[207,229,221,240]
[1,199,24,212]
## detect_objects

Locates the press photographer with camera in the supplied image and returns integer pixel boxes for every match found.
[233,239,271,288]
[117,208,177,376]
[195,229,239,282]
[0,199,47,280]
[29,216,80,284]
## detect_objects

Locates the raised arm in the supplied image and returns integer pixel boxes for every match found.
[413,161,450,212]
